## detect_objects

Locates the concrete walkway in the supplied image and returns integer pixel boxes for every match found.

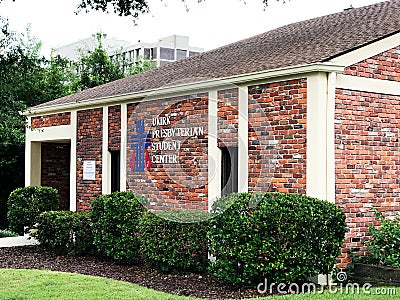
[0,234,39,248]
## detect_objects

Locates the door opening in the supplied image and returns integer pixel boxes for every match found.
[110,150,120,192]
[220,147,238,196]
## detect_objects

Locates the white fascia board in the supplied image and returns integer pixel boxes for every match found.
[24,62,344,117]
[329,32,400,67]
[27,125,73,142]
[336,74,400,96]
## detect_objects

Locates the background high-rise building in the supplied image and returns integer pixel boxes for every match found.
[53,34,203,67]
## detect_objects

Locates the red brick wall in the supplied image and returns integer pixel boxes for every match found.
[344,46,400,81]
[126,94,208,211]
[218,88,238,148]
[41,142,71,210]
[335,89,400,268]
[336,46,400,268]
[31,113,71,128]
[76,108,103,211]
[108,105,121,151]
[248,79,307,193]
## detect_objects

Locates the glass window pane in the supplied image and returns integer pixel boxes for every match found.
[160,47,175,60]
[176,49,187,60]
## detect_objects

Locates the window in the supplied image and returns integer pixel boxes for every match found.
[143,48,151,59]
[160,47,175,60]
[220,147,238,196]
[110,150,120,192]
[189,51,199,57]
[151,47,158,59]
[176,49,187,60]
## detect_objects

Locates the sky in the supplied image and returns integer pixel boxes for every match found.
[0,0,385,56]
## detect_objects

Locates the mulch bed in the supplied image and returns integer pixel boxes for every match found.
[0,246,263,299]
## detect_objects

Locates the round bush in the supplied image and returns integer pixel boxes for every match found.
[139,210,210,273]
[90,192,146,263]
[7,186,59,235]
[208,192,347,286]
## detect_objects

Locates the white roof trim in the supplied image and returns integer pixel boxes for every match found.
[25,62,344,116]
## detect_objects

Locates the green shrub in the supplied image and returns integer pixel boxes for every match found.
[7,186,59,235]
[139,210,210,273]
[365,210,400,268]
[35,211,94,255]
[0,229,18,238]
[90,192,146,263]
[208,192,347,286]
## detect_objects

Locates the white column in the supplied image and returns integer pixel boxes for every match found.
[102,106,110,194]
[238,85,249,192]
[306,72,331,201]
[70,110,77,211]
[25,117,41,187]
[120,103,127,192]
[208,90,221,211]
[326,72,337,203]
[25,117,32,187]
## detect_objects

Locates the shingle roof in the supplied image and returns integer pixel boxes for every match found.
[33,0,400,109]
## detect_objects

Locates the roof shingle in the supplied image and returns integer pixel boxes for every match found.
[33,0,400,109]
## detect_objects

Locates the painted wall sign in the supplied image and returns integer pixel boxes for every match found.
[150,116,204,166]
[130,120,151,172]
[83,160,96,180]
[129,116,205,172]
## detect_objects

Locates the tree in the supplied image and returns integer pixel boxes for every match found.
[1,0,274,18]
[76,0,273,17]
[0,22,155,228]
[0,20,74,228]
[72,33,156,91]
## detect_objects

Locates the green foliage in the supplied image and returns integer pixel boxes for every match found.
[125,56,156,75]
[7,186,59,235]
[0,21,154,228]
[74,0,272,18]
[365,210,400,268]
[35,211,94,255]
[208,192,347,286]
[71,33,155,92]
[0,269,201,300]
[139,210,210,273]
[90,192,146,263]
[0,20,70,228]
[75,41,124,90]
[0,229,18,238]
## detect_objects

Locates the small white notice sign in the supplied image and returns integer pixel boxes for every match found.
[83,160,96,180]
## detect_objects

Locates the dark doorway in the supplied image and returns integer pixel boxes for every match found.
[110,150,120,192]
[41,142,71,210]
[221,147,238,196]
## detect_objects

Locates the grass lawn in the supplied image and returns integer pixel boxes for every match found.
[0,269,398,300]
[0,269,195,300]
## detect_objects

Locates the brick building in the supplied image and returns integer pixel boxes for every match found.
[25,0,400,268]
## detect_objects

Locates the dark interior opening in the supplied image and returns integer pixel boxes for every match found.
[110,150,120,193]
[221,147,238,196]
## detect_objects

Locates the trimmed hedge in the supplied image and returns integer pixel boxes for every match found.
[139,210,210,273]
[35,211,94,255]
[208,192,347,286]
[90,192,146,263]
[7,186,59,235]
